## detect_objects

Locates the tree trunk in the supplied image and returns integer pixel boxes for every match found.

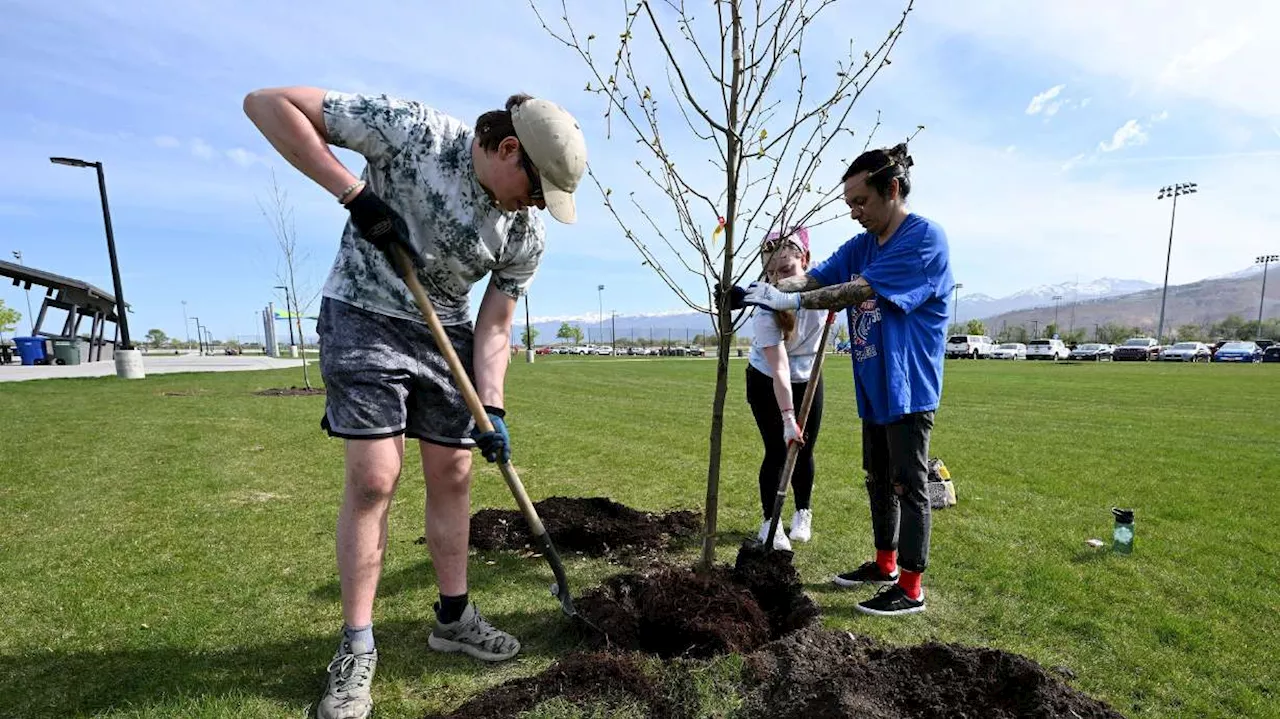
[699,0,743,572]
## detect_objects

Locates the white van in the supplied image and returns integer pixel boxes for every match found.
[945,335,994,359]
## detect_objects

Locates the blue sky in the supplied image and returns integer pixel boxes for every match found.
[2,0,1278,342]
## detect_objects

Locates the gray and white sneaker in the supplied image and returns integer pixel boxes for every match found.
[789,509,813,543]
[428,602,521,662]
[317,638,377,719]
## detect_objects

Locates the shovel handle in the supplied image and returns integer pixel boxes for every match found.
[389,247,574,606]
[764,310,837,548]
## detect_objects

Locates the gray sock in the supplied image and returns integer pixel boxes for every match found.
[343,623,374,655]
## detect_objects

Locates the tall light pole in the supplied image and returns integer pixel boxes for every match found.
[524,293,534,364]
[951,283,964,331]
[11,250,34,335]
[1155,182,1197,344]
[50,157,133,350]
[274,285,296,347]
[181,300,190,346]
[1257,254,1279,339]
[190,316,203,355]
[611,310,617,357]
[1052,295,1063,329]
[597,284,605,345]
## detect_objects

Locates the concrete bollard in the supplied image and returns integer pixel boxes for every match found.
[114,348,146,379]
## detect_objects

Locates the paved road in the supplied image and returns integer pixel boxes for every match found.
[0,354,312,383]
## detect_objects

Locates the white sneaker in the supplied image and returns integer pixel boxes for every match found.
[789,509,812,542]
[757,519,792,551]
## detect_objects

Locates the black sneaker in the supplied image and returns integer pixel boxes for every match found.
[855,584,925,616]
[832,561,900,588]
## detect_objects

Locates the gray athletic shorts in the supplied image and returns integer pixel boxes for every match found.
[317,297,477,447]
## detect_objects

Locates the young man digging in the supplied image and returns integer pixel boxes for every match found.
[739,143,952,617]
[244,86,586,718]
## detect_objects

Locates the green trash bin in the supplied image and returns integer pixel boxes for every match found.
[52,340,82,366]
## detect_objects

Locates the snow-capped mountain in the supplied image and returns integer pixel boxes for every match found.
[956,278,1158,322]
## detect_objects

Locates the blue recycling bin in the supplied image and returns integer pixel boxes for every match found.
[14,337,46,366]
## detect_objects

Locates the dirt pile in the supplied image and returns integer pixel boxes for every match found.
[469,496,700,557]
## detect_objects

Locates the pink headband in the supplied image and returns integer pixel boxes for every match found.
[763,226,810,253]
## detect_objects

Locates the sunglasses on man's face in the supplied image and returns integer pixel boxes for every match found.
[519,150,544,202]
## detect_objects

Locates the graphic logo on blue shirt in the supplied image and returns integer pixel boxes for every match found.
[852,298,880,362]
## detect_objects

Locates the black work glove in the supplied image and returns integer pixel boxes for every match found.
[716,283,749,311]
[345,188,424,270]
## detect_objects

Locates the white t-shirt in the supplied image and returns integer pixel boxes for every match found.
[748,307,826,382]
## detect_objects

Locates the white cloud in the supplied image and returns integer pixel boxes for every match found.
[1098,119,1148,152]
[1161,27,1253,82]
[1151,110,1169,122]
[1026,84,1065,115]
[226,148,262,168]
[190,138,215,160]
[925,3,1279,118]
[154,135,181,149]
[1004,145,1017,154]
[1079,97,1093,108]
[1061,153,1088,171]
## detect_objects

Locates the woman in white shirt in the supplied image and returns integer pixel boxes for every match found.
[746,226,827,550]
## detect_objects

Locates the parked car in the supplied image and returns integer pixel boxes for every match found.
[1026,338,1070,360]
[1212,341,1263,363]
[945,334,994,359]
[1069,343,1114,361]
[535,346,553,355]
[687,345,706,357]
[1264,344,1280,363]
[1160,341,1211,362]
[1113,337,1161,361]
[990,342,1027,360]
[1256,339,1276,351]
[595,346,613,356]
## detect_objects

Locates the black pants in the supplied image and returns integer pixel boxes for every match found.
[862,411,935,572]
[746,365,824,518]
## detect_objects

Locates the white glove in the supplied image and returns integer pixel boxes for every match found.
[744,281,801,311]
[782,410,804,445]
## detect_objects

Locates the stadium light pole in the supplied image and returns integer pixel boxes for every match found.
[952,283,964,331]
[1052,294,1063,328]
[50,157,132,350]
[597,284,605,345]
[1155,182,1197,344]
[1257,254,1280,339]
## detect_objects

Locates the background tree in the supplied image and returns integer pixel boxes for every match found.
[145,329,168,348]
[522,325,540,348]
[556,322,584,345]
[260,173,320,388]
[0,300,20,343]
[535,0,915,568]
[964,319,986,336]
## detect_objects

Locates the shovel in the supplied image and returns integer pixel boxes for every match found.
[388,245,581,621]
[763,310,838,550]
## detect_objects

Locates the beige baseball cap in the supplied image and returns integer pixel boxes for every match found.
[512,98,587,224]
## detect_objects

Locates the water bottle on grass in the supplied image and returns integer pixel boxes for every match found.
[1111,508,1135,554]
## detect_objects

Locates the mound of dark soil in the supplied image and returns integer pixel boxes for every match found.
[576,550,819,659]
[741,627,1126,719]
[253,387,325,396]
[469,496,700,557]
[424,651,681,719]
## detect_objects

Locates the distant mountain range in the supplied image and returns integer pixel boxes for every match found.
[955,278,1158,323]
[977,265,1276,336]
[522,265,1275,344]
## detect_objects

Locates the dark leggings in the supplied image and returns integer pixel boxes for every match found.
[746,364,824,518]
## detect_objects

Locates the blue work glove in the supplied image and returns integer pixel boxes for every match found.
[743,281,802,311]
[726,285,747,311]
[470,405,511,464]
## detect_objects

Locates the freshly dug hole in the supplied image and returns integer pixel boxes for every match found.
[576,548,819,659]
[469,496,700,557]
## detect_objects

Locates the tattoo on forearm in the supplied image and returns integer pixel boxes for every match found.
[799,279,873,310]
[774,275,822,293]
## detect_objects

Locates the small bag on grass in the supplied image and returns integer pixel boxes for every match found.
[927,458,957,509]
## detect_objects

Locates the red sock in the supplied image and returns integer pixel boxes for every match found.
[875,549,897,576]
[898,570,923,601]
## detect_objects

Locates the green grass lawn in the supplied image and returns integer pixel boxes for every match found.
[1,357,1277,718]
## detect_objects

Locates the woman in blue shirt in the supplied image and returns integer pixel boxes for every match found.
[739,143,953,617]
